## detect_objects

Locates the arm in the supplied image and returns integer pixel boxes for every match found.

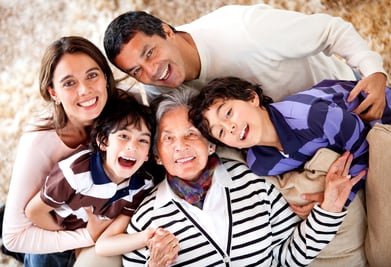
[250,5,387,118]
[96,214,151,256]
[271,152,363,265]
[96,214,178,266]
[25,192,63,231]
[3,132,94,253]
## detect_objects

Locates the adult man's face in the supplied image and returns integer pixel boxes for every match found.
[114,25,188,88]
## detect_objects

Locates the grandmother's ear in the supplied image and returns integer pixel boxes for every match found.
[155,154,163,165]
[208,143,216,155]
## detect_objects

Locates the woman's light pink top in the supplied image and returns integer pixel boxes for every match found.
[3,130,94,253]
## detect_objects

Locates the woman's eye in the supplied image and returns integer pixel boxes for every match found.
[63,80,75,88]
[87,72,98,79]
[162,135,171,142]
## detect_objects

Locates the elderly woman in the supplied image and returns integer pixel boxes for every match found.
[100,87,363,266]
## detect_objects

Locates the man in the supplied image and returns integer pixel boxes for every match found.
[104,4,387,122]
[103,5,389,266]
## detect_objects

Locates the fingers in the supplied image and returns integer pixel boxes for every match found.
[357,102,384,121]
[328,151,352,177]
[301,191,324,203]
[350,170,366,186]
[347,82,362,103]
[348,73,386,121]
[290,202,316,219]
[148,228,179,267]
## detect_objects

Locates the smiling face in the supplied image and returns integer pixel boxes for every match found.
[49,53,108,126]
[113,25,189,88]
[203,96,272,149]
[100,121,151,184]
[156,106,213,181]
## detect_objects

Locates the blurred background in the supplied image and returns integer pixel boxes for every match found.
[1,0,390,265]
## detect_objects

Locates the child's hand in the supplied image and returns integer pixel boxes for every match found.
[147,228,178,267]
[85,207,113,241]
[321,151,365,212]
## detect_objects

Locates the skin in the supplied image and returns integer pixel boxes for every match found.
[96,106,209,266]
[155,106,215,181]
[24,52,110,240]
[114,24,200,89]
[25,121,151,239]
[203,92,282,150]
[202,93,364,218]
[114,26,386,122]
[48,52,108,148]
[99,122,151,184]
[96,214,178,267]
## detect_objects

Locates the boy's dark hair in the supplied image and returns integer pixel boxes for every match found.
[90,90,155,157]
[189,76,273,147]
[104,11,176,68]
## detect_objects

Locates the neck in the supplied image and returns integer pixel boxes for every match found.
[58,120,91,148]
[177,31,200,81]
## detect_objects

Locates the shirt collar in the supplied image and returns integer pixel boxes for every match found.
[90,152,112,185]
[267,105,303,154]
[154,162,234,209]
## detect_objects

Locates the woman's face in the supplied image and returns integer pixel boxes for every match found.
[49,52,108,126]
[156,106,212,181]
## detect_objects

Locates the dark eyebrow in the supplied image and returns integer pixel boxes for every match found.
[215,102,225,117]
[59,67,100,83]
[86,67,100,73]
[59,75,72,83]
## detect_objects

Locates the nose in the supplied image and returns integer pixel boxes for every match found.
[142,63,157,79]
[126,139,137,151]
[174,137,188,151]
[78,81,91,96]
[224,121,236,134]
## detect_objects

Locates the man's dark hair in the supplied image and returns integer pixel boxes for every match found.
[104,11,176,67]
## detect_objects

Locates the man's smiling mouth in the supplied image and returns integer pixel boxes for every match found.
[158,65,169,80]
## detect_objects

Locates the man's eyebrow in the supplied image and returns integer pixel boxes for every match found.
[124,45,148,74]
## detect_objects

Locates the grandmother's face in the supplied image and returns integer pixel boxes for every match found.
[156,106,212,181]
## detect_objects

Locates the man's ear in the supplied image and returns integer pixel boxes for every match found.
[162,23,175,38]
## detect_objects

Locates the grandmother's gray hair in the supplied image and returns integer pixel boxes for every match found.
[152,86,199,156]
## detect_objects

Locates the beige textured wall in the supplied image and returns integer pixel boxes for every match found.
[0,0,389,265]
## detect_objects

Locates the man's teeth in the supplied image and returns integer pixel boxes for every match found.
[79,98,97,107]
[159,66,169,80]
[176,156,194,163]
